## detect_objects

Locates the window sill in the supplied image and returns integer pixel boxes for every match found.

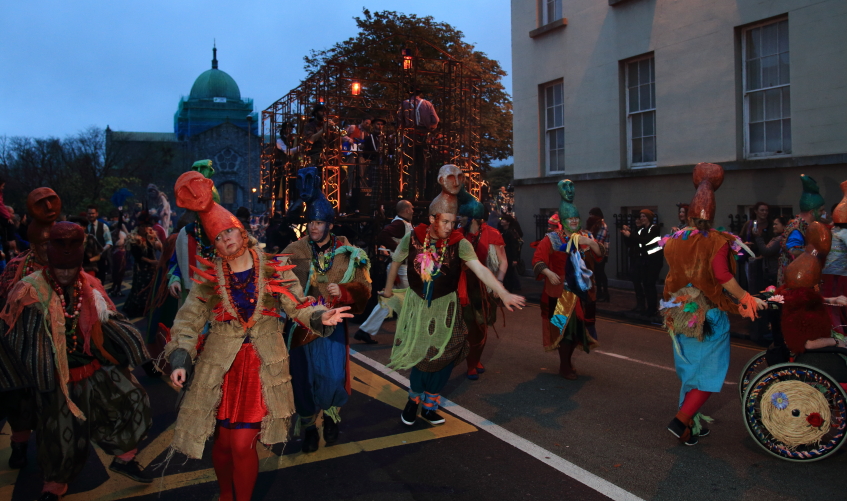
[609,0,637,5]
[530,18,568,38]
[629,164,657,169]
[745,153,792,160]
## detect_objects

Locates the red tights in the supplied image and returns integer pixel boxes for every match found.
[680,389,712,418]
[212,426,259,501]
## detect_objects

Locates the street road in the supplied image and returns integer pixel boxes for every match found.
[3,293,847,500]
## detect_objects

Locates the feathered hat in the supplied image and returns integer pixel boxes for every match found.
[174,171,242,240]
[832,180,847,224]
[688,163,724,221]
[784,221,832,289]
[799,174,825,213]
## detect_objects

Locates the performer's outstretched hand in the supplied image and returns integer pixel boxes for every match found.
[321,307,353,325]
[171,368,186,388]
[501,293,526,312]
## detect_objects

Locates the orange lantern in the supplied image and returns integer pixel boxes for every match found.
[351,81,361,96]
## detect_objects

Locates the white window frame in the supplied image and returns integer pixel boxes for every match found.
[625,55,657,169]
[742,17,791,159]
[542,0,562,25]
[543,81,565,174]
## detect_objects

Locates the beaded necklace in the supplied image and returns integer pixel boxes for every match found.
[192,223,216,260]
[22,252,38,276]
[222,248,261,317]
[416,231,449,306]
[44,270,84,353]
[310,235,337,276]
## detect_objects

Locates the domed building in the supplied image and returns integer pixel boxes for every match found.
[107,46,261,219]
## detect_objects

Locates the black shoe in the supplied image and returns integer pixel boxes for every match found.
[38,493,59,501]
[420,409,446,425]
[109,458,154,483]
[401,398,418,426]
[323,416,339,445]
[353,331,378,345]
[667,417,687,439]
[302,426,319,453]
[9,440,27,469]
[698,427,710,438]
[684,434,699,446]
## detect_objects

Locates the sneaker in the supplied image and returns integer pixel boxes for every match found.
[302,426,319,453]
[401,398,419,426]
[8,441,27,469]
[323,416,339,445]
[109,458,154,483]
[667,417,688,439]
[684,434,699,446]
[421,409,446,425]
[353,331,378,344]
[698,427,710,438]
[466,368,479,380]
[476,363,486,374]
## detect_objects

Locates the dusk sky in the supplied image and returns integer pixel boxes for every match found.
[0,1,512,139]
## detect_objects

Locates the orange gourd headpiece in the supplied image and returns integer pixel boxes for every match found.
[688,163,724,222]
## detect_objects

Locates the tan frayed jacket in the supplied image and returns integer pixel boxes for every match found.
[164,250,330,459]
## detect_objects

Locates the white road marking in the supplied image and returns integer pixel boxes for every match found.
[350,349,645,501]
[595,350,737,385]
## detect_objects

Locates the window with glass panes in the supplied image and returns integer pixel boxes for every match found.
[544,82,565,173]
[626,56,656,167]
[743,19,790,157]
[543,0,562,25]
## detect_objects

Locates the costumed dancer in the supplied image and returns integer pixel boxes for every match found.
[0,222,153,500]
[381,166,525,426]
[778,221,847,379]
[661,163,766,445]
[0,187,61,471]
[531,180,604,380]
[357,199,415,343]
[282,167,372,453]
[457,190,507,380]
[164,171,351,501]
[779,175,827,285]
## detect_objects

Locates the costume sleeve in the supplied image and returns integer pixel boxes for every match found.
[274,257,333,337]
[165,284,212,363]
[487,227,505,247]
[532,236,553,277]
[167,252,182,286]
[337,264,372,314]
[392,232,411,263]
[377,220,406,251]
[711,243,734,284]
[786,229,805,249]
[458,238,478,262]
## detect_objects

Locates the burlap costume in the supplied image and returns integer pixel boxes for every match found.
[164,250,332,459]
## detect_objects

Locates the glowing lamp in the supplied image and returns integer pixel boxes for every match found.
[402,48,414,70]
[252,187,257,193]
[351,81,361,96]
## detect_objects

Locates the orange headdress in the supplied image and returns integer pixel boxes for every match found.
[688,163,724,221]
[174,171,242,241]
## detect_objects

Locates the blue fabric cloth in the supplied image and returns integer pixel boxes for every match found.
[786,229,805,250]
[289,323,348,417]
[409,362,454,399]
[672,307,731,407]
[229,269,257,321]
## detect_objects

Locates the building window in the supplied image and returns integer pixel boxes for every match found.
[543,0,562,25]
[743,18,790,158]
[220,182,237,205]
[215,147,241,172]
[544,82,565,173]
[626,56,656,167]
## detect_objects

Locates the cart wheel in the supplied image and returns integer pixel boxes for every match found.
[742,363,847,462]
[738,351,768,402]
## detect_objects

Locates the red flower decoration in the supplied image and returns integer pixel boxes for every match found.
[807,412,825,428]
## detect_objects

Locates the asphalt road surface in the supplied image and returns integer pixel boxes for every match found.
[3,292,847,500]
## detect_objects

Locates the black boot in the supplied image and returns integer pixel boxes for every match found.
[302,425,319,453]
[8,441,27,469]
[323,416,339,445]
[109,458,154,483]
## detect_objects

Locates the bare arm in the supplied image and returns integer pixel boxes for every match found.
[495,245,507,281]
[380,261,402,298]
[721,277,766,309]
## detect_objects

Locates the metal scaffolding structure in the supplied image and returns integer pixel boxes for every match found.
[260,38,484,217]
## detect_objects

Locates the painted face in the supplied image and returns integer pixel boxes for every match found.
[437,165,465,196]
[213,227,244,257]
[307,220,332,243]
[429,213,456,240]
[566,217,581,232]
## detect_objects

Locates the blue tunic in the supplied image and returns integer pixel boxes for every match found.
[672,307,731,407]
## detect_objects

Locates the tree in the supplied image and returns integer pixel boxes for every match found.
[303,9,512,167]
[484,164,513,191]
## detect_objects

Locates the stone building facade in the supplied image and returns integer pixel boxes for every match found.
[510,0,847,282]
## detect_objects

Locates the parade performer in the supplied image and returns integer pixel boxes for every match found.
[532,180,604,380]
[458,190,507,380]
[779,175,827,285]
[0,222,153,500]
[282,167,371,452]
[661,163,766,445]
[165,171,351,501]
[822,181,847,333]
[382,174,525,427]
[0,187,61,471]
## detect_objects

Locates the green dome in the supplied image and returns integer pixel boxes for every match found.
[189,68,241,101]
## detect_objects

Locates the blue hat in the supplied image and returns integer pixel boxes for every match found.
[306,196,335,223]
[457,188,485,220]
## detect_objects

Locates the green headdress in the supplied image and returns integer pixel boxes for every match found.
[191,159,220,203]
[457,188,485,220]
[799,174,825,212]
[557,179,580,225]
